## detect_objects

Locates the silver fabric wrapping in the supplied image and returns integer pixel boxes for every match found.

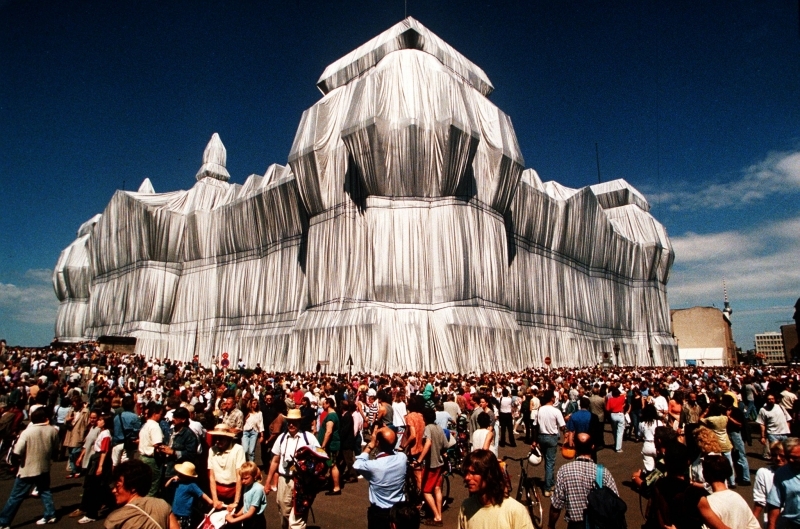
[53,18,677,370]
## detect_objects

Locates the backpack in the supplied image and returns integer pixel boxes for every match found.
[289,444,330,519]
[585,464,627,529]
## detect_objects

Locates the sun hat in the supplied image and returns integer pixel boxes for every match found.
[285,409,303,421]
[209,425,237,438]
[174,461,198,478]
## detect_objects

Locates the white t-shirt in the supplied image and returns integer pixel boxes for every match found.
[271,431,320,476]
[537,404,565,435]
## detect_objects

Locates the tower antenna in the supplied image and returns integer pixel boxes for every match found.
[595,142,601,184]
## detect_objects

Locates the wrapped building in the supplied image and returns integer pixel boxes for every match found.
[53,18,677,372]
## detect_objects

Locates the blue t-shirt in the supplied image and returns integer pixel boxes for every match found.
[242,482,267,516]
[767,464,800,523]
[173,482,204,517]
[566,409,592,434]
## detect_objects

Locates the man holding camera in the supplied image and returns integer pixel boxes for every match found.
[265,409,320,529]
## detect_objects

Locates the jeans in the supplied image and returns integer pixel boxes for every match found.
[629,409,641,440]
[765,433,788,458]
[610,412,625,451]
[729,431,751,483]
[0,472,56,525]
[242,429,259,462]
[722,451,736,487]
[539,433,559,491]
[67,445,83,474]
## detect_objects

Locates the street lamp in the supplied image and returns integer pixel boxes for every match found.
[648,345,654,366]
[613,343,620,366]
[347,354,354,380]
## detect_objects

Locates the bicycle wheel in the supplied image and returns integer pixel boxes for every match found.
[525,485,544,529]
[441,474,451,508]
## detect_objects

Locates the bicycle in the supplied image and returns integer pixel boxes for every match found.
[503,454,544,529]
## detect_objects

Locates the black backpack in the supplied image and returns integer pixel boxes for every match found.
[585,464,627,529]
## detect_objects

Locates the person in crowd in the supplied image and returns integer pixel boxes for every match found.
[767,437,800,529]
[415,407,448,526]
[242,397,264,463]
[700,403,736,488]
[340,399,359,483]
[318,396,343,495]
[758,394,792,459]
[638,403,663,476]
[471,411,496,455]
[648,441,707,529]
[721,394,751,486]
[698,454,760,529]
[0,407,60,528]
[208,424,246,510]
[64,396,90,478]
[79,412,115,524]
[458,449,533,529]
[566,397,598,461]
[689,426,723,486]
[105,459,179,529]
[535,389,566,497]
[605,385,627,453]
[548,433,619,529]
[225,462,267,529]
[354,426,408,529]
[163,462,214,529]
[219,393,244,434]
[139,402,165,496]
[156,406,199,489]
[112,396,142,467]
[498,387,517,447]
[401,395,426,489]
[753,441,786,526]
[265,408,320,529]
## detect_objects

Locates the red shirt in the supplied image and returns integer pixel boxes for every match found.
[605,394,626,414]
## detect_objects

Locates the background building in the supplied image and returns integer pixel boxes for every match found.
[755,331,786,365]
[671,306,737,366]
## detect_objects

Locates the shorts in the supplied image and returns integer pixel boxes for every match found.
[421,466,443,494]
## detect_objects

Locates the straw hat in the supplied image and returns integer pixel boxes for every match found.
[285,409,303,421]
[174,461,198,478]
[209,425,237,438]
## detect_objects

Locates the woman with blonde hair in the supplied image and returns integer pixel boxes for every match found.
[690,426,723,486]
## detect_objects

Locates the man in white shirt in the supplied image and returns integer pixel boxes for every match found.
[534,389,565,497]
[758,394,792,458]
[138,402,165,497]
[265,409,320,529]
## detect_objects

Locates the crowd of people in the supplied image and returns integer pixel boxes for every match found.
[1,339,800,529]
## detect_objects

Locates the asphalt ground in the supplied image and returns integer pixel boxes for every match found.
[0,427,769,529]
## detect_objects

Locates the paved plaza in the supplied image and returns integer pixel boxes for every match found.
[0,430,769,529]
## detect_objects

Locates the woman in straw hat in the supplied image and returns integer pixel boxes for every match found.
[208,425,246,511]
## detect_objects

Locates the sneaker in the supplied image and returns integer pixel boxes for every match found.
[36,518,57,525]
[69,509,86,518]
[30,488,39,497]
[78,516,96,524]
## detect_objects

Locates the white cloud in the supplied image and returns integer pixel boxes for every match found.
[668,214,800,345]
[669,215,800,303]
[655,150,800,210]
[0,269,59,325]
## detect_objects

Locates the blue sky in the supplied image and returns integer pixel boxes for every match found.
[1,0,798,350]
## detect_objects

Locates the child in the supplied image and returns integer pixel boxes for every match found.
[165,462,214,529]
[225,461,267,529]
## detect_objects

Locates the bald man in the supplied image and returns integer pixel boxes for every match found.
[354,427,408,529]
